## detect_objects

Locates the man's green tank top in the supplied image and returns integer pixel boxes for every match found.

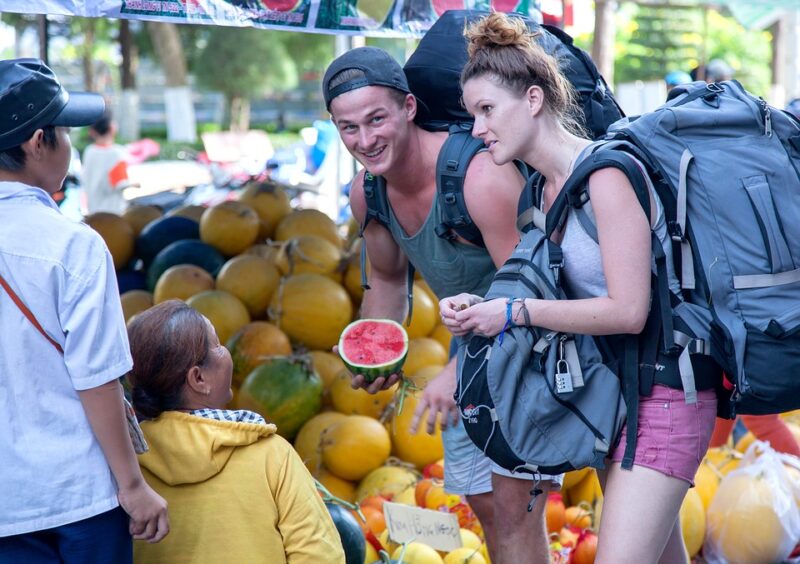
[383,191,496,301]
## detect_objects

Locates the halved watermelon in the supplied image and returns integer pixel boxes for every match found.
[338,319,408,382]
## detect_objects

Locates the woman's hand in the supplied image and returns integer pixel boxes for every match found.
[454,298,508,337]
[439,294,484,336]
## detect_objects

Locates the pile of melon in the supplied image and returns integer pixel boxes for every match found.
[88,182,800,564]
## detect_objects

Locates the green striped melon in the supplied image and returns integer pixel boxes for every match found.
[236,357,322,441]
[338,319,408,382]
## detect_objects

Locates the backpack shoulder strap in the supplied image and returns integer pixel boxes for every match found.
[516,172,547,234]
[358,172,416,325]
[435,124,489,247]
[361,171,391,234]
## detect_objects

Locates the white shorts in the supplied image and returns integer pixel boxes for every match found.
[442,419,563,496]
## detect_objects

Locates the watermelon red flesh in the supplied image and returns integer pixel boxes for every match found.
[338,319,408,380]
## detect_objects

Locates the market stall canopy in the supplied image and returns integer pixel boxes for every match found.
[0,0,543,37]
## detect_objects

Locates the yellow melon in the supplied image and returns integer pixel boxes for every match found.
[186,290,250,345]
[364,542,379,564]
[329,370,396,419]
[294,411,348,475]
[322,415,392,481]
[343,244,366,304]
[389,391,444,469]
[355,465,420,502]
[243,242,283,264]
[166,204,206,222]
[406,365,445,389]
[444,547,485,564]
[734,431,756,454]
[309,350,347,391]
[153,264,215,304]
[317,467,357,504]
[392,543,444,564]
[404,338,449,378]
[216,254,280,318]
[275,209,342,249]
[238,182,292,239]
[120,290,153,322]
[226,321,293,386]
[84,212,135,269]
[679,488,705,558]
[429,324,453,353]
[566,469,602,507]
[393,484,417,505]
[459,528,482,550]
[268,274,353,350]
[706,471,788,564]
[704,446,742,476]
[275,235,344,280]
[694,460,720,510]
[121,205,162,236]
[200,201,260,256]
[406,283,438,339]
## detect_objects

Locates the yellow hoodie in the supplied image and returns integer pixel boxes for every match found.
[134,411,345,564]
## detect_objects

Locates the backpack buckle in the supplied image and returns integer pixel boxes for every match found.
[434,223,457,240]
[446,159,459,171]
[668,221,684,242]
[444,193,457,205]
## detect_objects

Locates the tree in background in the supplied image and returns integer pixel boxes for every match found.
[147,21,197,142]
[614,4,771,96]
[574,4,772,98]
[194,27,298,132]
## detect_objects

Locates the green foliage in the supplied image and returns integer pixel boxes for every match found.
[613,4,771,96]
[614,3,703,85]
[194,27,298,100]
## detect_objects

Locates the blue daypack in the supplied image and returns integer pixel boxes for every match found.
[456,228,627,481]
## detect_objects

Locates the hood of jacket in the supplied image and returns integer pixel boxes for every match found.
[137,411,276,486]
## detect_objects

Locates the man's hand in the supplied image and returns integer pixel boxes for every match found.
[440,293,484,336]
[410,362,459,435]
[118,480,169,543]
[332,344,402,393]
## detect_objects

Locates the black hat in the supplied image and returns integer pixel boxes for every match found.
[322,47,411,110]
[0,58,106,151]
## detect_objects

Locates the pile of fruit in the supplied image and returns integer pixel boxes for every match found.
[86,184,800,564]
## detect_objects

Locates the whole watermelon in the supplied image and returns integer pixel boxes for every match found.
[135,215,200,267]
[237,357,322,441]
[146,239,226,291]
[325,502,366,564]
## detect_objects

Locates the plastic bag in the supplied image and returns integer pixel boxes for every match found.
[703,440,800,564]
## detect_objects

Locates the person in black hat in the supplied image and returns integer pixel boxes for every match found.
[0,59,169,561]
[324,47,557,563]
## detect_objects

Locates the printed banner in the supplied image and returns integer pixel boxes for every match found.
[1,0,542,37]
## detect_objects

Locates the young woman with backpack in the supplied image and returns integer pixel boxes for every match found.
[440,13,717,562]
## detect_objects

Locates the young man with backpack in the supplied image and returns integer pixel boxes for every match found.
[323,46,557,563]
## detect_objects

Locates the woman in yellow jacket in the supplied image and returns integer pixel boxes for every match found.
[126,300,345,564]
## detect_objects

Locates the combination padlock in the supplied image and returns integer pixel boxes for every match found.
[555,359,573,394]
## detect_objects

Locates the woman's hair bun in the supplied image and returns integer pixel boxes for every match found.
[466,12,532,58]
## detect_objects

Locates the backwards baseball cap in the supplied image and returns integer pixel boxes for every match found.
[0,58,105,152]
[322,47,411,111]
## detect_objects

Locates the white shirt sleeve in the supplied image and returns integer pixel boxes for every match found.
[59,233,133,391]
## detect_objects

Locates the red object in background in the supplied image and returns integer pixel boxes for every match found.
[126,138,161,164]
[542,0,572,28]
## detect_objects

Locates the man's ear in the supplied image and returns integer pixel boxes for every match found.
[185,365,209,396]
[526,85,545,118]
[405,93,417,122]
[21,129,45,161]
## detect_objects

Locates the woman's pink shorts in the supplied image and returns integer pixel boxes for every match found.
[610,384,717,485]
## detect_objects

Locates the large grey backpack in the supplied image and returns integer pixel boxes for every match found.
[536,80,800,429]
[456,227,626,484]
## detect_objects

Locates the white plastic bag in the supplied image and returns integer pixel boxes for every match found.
[703,440,800,564]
